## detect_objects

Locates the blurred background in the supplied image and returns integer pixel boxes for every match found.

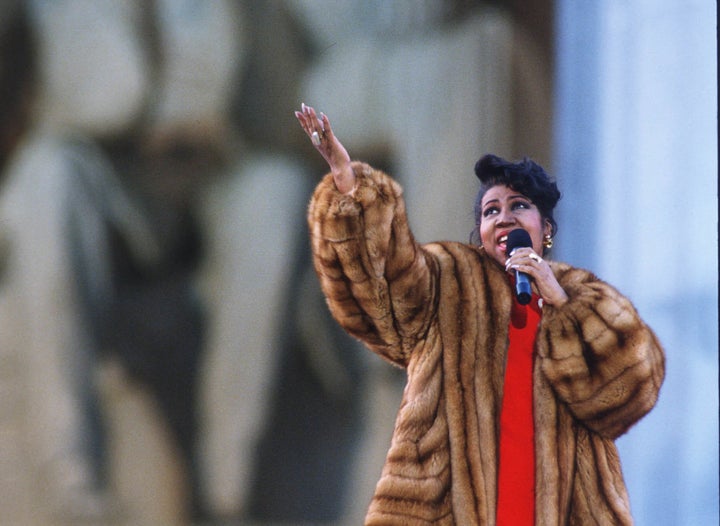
[0,0,715,525]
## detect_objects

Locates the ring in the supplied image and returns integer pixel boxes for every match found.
[529,252,543,263]
[311,131,321,146]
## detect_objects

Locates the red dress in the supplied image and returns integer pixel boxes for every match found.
[496,291,542,525]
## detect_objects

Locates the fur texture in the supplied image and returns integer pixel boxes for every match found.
[308,163,665,525]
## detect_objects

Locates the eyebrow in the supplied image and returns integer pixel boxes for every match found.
[481,194,529,207]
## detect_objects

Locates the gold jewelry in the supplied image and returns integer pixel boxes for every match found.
[543,235,553,249]
[529,252,543,263]
[311,131,322,146]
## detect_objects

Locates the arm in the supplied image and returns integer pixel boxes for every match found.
[298,106,435,366]
[295,103,355,193]
[308,162,436,367]
[537,265,665,439]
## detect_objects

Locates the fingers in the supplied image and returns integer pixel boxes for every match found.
[295,103,332,150]
[296,103,324,133]
[320,112,332,140]
[505,248,541,268]
[505,248,546,278]
[294,104,313,136]
[303,103,323,131]
[505,248,568,306]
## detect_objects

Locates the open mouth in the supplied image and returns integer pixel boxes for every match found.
[498,234,508,253]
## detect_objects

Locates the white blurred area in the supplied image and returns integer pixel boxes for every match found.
[555,1,718,524]
[0,0,714,525]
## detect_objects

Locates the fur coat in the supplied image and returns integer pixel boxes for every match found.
[307,162,665,525]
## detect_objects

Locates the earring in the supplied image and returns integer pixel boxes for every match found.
[543,235,553,249]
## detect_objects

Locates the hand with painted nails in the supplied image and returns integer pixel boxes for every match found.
[295,103,355,194]
[505,246,568,306]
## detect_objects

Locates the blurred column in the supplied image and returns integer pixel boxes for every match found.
[554,1,718,524]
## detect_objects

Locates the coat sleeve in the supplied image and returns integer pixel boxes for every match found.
[537,265,665,439]
[307,162,436,367]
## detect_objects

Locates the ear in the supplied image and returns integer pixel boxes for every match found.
[543,219,553,237]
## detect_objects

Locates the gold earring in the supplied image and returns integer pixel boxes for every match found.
[543,235,553,249]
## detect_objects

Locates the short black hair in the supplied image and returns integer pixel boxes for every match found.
[473,153,561,236]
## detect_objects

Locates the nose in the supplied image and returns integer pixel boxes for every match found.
[496,207,516,226]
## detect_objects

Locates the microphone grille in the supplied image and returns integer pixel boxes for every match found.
[506,228,532,253]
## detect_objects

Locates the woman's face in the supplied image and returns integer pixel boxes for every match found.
[478,184,551,267]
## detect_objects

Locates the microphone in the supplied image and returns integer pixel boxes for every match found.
[506,228,532,305]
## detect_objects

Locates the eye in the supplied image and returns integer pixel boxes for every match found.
[511,199,532,211]
[482,206,499,218]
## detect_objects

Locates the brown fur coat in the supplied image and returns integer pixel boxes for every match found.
[307,163,665,525]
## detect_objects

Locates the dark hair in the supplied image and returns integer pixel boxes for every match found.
[473,153,561,236]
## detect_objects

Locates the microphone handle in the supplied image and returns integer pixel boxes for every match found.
[515,271,532,305]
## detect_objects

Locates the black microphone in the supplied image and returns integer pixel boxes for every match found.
[506,228,532,305]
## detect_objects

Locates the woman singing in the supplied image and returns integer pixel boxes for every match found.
[295,104,664,525]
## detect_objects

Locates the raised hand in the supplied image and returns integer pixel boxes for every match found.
[295,103,355,194]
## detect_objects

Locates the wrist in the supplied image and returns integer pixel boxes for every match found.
[546,290,569,307]
[332,164,355,194]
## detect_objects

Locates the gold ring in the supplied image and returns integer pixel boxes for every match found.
[529,252,543,264]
